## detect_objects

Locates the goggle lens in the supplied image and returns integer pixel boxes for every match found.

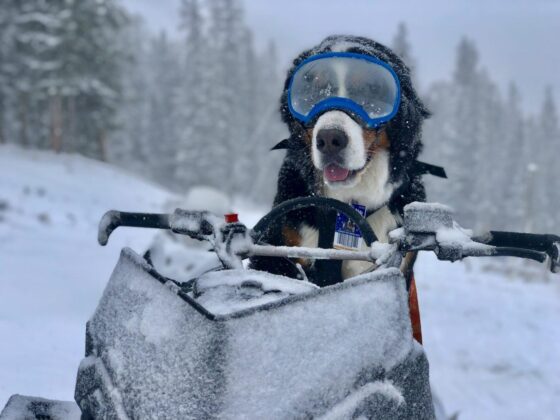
[288,54,400,126]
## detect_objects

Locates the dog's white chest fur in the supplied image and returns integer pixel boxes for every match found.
[341,207,400,278]
[299,206,400,280]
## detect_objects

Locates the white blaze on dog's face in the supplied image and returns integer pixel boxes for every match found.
[311,111,365,175]
[311,110,395,210]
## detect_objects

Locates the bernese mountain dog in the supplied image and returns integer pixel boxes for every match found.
[251,35,442,288]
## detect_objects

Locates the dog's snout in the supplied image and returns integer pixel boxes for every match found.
[316,128,349,155]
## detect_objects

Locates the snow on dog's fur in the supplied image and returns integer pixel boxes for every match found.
[251,35,430,284]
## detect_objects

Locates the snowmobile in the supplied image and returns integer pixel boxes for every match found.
[2,197,558,419]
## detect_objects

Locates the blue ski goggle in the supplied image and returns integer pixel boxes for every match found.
[287,52,401,128]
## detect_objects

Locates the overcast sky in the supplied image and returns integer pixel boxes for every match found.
[122,0,560,113]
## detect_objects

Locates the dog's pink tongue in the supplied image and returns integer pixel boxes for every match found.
[324,164,350,182]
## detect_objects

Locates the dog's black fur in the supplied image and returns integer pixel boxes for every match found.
[250,35,431,284]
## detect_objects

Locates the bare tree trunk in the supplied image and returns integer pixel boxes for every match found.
[67,96,76,152]
[49,94,63,152]
[0,95,5,144]
[18,92,29,147]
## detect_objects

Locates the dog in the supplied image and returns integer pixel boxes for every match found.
[251,35,436,287]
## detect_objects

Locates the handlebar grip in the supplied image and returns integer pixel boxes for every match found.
[98,211,170,246]
[492,247,548,263]
[481,231,560,253]
[473,231,560,272]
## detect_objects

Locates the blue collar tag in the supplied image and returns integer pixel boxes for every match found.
[333,203,366,250]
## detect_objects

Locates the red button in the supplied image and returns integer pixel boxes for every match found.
[224,213,239,223]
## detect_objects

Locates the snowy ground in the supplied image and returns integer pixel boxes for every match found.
[1,145,559,419]
[416,255,560,420]
[0,145,174,409]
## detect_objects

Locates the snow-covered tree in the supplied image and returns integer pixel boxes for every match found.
[108,15,151,170]
[8,0,63,148]
[246,40,287,204]
[0,3,17,144]
[535,87,559,232]
[0,0,129,159]
[423,38,506,229]
[391,22,417,86]
[175,0,214,190]
[500,83,529,229]
[205,0,247,192]
[61,0,128,160]
[146,31,181,185]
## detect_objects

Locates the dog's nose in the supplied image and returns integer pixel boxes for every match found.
[316,128,348,155]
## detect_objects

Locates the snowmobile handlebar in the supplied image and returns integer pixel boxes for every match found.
[98,210,171,246]
[98,200,560,273]
[98,197,378,247]
[98,209,218,246]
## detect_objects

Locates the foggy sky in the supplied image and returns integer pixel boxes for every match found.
[122,0,560,113]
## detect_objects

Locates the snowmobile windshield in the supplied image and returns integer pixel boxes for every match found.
[288,52,401,127]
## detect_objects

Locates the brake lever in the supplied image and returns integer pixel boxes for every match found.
[214,221,252,269]
[169,209,218,240]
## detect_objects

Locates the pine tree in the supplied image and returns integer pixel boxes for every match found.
[424,38,505,229]
[421,80,457,203]
[108,15,151,170]
[234,28,259,195]
[391,22,417,86]
[247,39,286,204]
[523,117,540,232]
[0,0,129,159]
[10,0,65,148]
[176,0,215,190]
[146,31,181,186]
[0,2,16,144]
[454,38,479,87]
[501,83,529,229]
[536,87,559,231]
[207,0,246,193]
[61,0,128,160]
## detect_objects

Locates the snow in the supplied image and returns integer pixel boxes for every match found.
[219,268,416,418]
[85,250,414,418]
[77,356,131,420]
[416,253,560,420]
[193,268,318,315]
[213,222,253,269]
[434,221,496,259]
[435,223,472,245]
[0,394,80,420]
[180,185,232,213]
[147,232,222,281]
[1,145,559,419]
[401,202,497,260]
[0,145,174,409]
[404,201,453,233]
[250,243,375,262]
[317,380,404,420]
[169,208,204,232]
[97,209,119,246]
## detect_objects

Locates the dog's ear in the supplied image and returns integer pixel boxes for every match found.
[270,138,291,151]
[413,161,447,179]
[270,138,305,151]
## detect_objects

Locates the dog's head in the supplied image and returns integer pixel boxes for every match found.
[280,35,429,204]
